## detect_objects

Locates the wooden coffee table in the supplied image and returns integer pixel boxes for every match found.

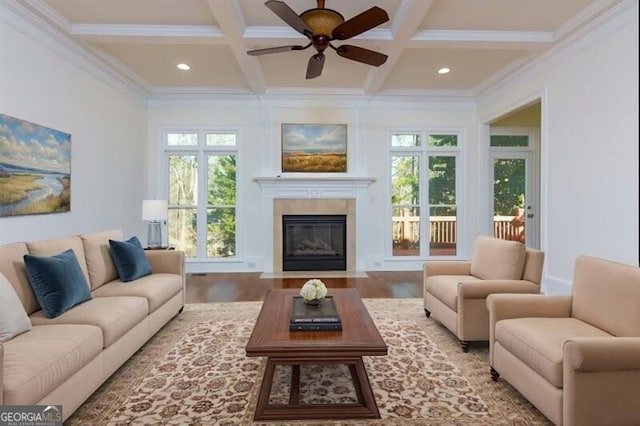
[245,288,387,421]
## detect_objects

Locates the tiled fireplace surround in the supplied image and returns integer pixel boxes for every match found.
[255,177,375,273]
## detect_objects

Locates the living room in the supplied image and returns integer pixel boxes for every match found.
[0,1,638,423]
[1,1,637,292]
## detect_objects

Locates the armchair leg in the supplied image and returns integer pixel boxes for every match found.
[460,340,470,352]
[490,367,500,382]
[424,309,431,318]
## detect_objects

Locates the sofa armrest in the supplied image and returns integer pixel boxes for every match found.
[1,343,4,405]
[423,261,471,277]
[144,250,185,275]
[563,337,640,426]
[486,294,572,322]
[564,337,640,371]
[459,280,539,299]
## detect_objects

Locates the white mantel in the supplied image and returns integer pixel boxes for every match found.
[254,176,376,273]
[254,176,375,199]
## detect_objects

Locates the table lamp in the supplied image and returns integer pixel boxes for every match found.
[141,199,168,248]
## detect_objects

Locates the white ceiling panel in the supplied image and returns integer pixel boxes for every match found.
[383,48,530,91]
[94,43,247,87]
[11,0,621,97]
[45,0,218,25]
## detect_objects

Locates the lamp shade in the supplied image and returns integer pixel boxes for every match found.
[141,199,168,221]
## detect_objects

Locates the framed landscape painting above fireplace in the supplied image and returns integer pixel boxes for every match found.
[281,123,347,173]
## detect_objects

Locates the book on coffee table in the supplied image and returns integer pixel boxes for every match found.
[289,296,342,331]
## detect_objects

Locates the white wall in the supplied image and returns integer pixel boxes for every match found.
[0,16,147,244]
[478,5,639,293]
[148,98,477,272]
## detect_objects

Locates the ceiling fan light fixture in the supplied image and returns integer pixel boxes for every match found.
[177,63,191,71]
[438,67,451,74]
[300,8,344,35]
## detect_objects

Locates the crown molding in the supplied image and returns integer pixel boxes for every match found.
[474,0,634,98]
[71,24,225,40]
[411,30,553,44]
[1,0,150,101]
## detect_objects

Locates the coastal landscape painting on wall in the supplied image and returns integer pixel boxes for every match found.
[0,113,71,217]
[282,123,347,172]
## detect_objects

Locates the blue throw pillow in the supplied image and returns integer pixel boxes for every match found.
[23,249,92,319]
[109,236,152,282]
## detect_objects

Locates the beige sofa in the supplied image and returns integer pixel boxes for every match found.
[423,236,544,351]
[487,255,640,426]
[0,229,185,421]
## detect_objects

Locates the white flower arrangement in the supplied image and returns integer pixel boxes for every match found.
[300,279,328,303]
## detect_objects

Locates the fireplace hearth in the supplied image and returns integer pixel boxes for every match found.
[283,215,347,271]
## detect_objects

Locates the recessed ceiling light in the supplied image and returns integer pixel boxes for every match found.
[177,63,191,71]
[438,67,451,74]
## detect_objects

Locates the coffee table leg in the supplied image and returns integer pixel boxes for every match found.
[290,365,300,405]
[254,357,380,421]
[351,358,380,418]
[254,358,277,418]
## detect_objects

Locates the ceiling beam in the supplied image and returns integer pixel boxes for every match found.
[207,0,267,94]
[363,0,435,95]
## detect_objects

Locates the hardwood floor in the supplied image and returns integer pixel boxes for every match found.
[185,271,423,303]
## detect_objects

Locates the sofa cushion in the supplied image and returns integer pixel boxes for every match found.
[23,249,93,319]
[0,243,39,315]
[92,273,183,313]
[81,229,123,290]
[108,236,152,282]
[26,236,90,284]
[29,296,148,348]
[470,236,526,280]
[1,324,102,405]
[0,272,32,342]
[571,255,640,337]
[495,317,612,387]
[426,275,481,311]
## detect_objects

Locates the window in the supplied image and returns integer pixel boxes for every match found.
[163,130,238,259]
[390,131,461,257]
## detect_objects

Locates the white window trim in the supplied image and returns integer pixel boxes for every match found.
[159,126,242,262]
[387,128,466,261]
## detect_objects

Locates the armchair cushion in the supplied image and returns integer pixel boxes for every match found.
[496,317,612,387]
[470,236,526,280]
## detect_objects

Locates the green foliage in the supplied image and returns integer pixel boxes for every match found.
[428,156,455,206]
[493,159,525,215]
[207,156,237,257]
[391,156,419,205]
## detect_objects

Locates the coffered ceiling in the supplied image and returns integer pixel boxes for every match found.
[14,0,621,97]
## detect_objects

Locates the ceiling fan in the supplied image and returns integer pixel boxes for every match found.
[247,0,389,79]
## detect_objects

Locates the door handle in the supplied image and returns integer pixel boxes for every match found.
[527,213,534,218]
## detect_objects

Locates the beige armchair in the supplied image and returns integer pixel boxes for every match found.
[423,236,544,351]
[487,256,640,426]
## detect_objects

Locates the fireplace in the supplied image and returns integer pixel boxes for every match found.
[282,215,347,271]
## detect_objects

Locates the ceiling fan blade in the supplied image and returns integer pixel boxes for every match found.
[331,6,389,40]
[336,45,388,67]
[247,44,310,56]
[306,53,325,79]
[265,0,313,39]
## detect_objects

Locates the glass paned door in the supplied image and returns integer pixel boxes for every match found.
[490,152,537,247]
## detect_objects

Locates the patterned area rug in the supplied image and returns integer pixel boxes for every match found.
[66,299,551,425]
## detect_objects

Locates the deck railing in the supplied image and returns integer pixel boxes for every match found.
[393,215,522,245]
